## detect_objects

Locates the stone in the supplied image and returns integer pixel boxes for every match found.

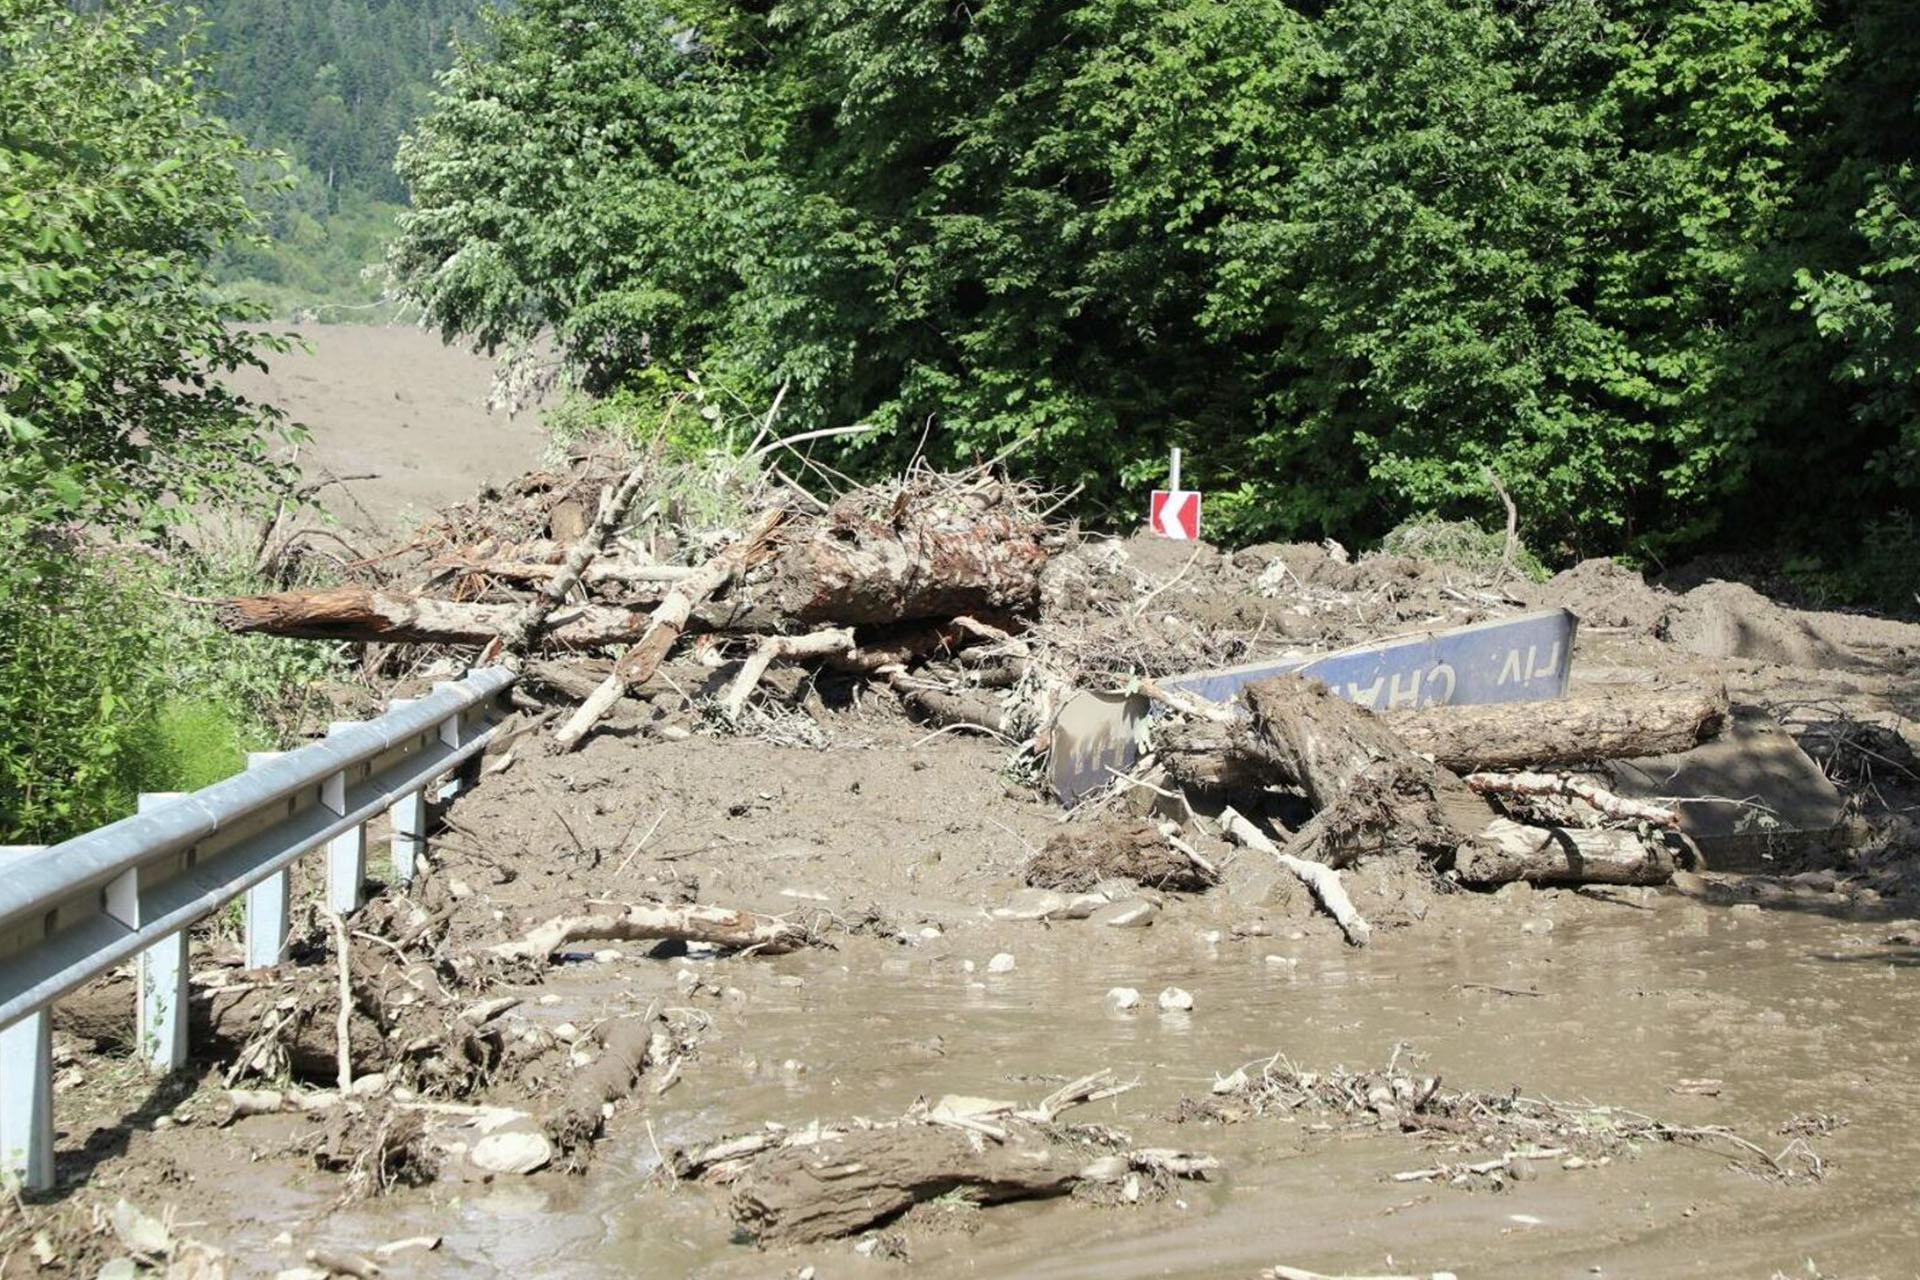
[986,952,1017,974]
[992,889,1072,921]
[1158,986,1194,1012]
[1093,900,1158,928]
[1105,986,1142,1010]
[470,1131,553,1176]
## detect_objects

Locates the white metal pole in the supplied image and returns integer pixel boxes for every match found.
[1169,446,1182,493]
[242,752,292,969]
[0,845,52,1190]
[135,794,190,1073]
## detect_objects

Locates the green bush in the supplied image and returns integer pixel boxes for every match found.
[0,543,339,845]
[1376,517,1551,583]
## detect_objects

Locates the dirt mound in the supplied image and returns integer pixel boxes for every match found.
[1523,557,1669,632]
[1659,579,1920,670]
[1025,819,1212,893]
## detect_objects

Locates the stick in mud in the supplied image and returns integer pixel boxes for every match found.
[556,507,788,750]
[1216,806,1372,947]
[719,626,855,720]
[489,900,812,962]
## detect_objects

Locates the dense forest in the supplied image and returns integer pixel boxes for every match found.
[391,0,1920,597]
[195,0,484,309]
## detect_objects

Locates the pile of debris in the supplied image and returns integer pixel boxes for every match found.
[211,440,1759,953]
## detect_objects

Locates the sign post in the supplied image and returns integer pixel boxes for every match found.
[1150,447,1201,540]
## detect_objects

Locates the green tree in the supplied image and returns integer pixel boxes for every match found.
[1,0,298,839]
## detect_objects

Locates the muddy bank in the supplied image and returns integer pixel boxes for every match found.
[18,458,1920,1277]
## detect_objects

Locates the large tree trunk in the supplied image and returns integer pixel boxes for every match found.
[215,586,655,649]
[1455,818,1676,886]
[1241,677,1494,868]
[1393,676,1729,772]
[1157,677,1729,794]
[216,485,1049,651]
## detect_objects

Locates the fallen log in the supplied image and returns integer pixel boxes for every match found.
[720,627,855,720]
[555,508,789,749]
[544,1014,663,1165]
[1156,677,1729,791]
[215,586,659,649]
[53,971,389,1081]
[1462,771,1680,826]
[489,901,811,963]
[1243,677,1494,868]
[1216,806,1371,947]
[1393,676,1729,772]
[1454,817,1675,886]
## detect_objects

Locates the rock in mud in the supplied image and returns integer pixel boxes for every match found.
[1158,987,1195,1012]
[470,1131,554,1175]
[1105,987,1142,1010]
[1024,819,1211,893]
[986,952,1017,974]
[1093,899,1158,928]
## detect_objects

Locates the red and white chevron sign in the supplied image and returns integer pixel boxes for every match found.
[1150,489,1201,540]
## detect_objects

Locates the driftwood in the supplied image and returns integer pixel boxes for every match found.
[556,508,788,750]
[1216,806,1371,947]
[544,1014,662,1163]
[1157,678,1730,793]
[1454,817,1676,886]
[720,627,855,720]
[489,901,811,963]
[498,458,652,656]
[1462,771,1680,826]
[731,1126,1080,1243]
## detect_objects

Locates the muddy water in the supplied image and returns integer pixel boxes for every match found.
[289,894,1920,1278]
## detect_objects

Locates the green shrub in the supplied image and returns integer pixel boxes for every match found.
[0,542,339,845]
[1375,517,1551,583]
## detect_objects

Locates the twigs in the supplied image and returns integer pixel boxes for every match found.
[1217,806,1371,947]
[323,910,354,1093]
[555,507,787,751]
[1463,771,1680,827]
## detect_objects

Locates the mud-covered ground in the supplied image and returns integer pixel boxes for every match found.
[13,380,1920,1276]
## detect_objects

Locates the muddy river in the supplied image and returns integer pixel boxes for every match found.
[251,889,1920,1278]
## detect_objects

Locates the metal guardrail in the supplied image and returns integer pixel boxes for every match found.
[0,667,517,1189]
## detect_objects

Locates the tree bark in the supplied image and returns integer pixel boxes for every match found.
[1156,678,1729,793]
[1454,818,1675,886]
[1242,677,1494,868]
[489,901,811,963]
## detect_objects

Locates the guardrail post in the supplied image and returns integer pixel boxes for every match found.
[387,698,426,885]
[321,724,365,914]
[0,845,53,1190]
[242,753,292,970]
[134,795,190,1073]
[433,683,484,802]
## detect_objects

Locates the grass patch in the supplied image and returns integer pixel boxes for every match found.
[1374,516,1550,583]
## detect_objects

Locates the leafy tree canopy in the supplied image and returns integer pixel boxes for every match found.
[1,0,292,546]
[392,0,1920,569]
